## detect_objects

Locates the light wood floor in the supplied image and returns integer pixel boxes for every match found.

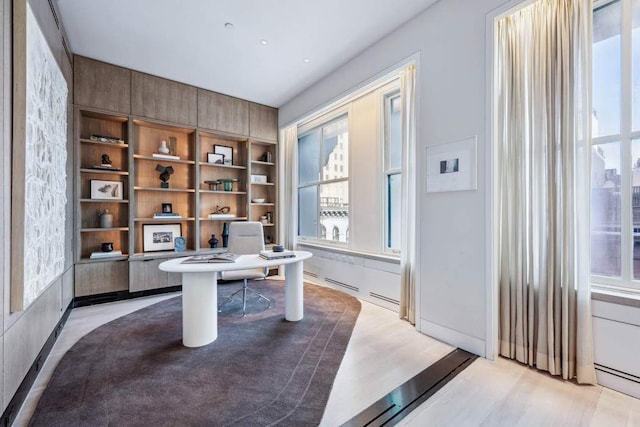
[13,280,640,426]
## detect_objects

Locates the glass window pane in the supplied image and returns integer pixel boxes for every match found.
[321,117,348,181]
[298,186,318,238]
[593,1,621,137]
[319,181,349,243]
[633,139,640,280]
[387,173,401,250]
[298,131,320,185]
[633,0,640,131]
[591,142,621,277]
[388,95,402,171]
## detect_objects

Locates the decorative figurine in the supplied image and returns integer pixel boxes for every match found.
[208,234,219,248]
[155,164,174,188]
[222,222,230,248]
[101,154,112,166]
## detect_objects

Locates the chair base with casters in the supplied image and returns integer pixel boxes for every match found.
[218,221,270,316]
[218,278,271,316]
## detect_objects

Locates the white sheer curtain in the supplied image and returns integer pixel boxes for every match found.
[497,0,596,383]
[282,126,298,249]
[399,64,417,325]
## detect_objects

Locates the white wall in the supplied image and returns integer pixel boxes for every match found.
[280,0,509,356]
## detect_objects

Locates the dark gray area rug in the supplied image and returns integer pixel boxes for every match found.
[29,280,361,426]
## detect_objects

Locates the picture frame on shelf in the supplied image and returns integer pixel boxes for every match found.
[214,145,233,166]
[162,203,173,213]
[143,223,182,252]
[90,179,124,200]
[207,152,225,165]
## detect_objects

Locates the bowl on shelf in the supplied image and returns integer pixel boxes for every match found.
[251,198,265,204]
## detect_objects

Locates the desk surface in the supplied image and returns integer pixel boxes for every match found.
[159,251,312,274]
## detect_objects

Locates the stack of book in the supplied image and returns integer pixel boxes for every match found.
[153,212,182,219]
[152,153,180,160]
[259,250,296,260]
[90,250,123,259]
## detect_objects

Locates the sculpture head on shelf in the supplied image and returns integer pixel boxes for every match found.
[155,164,174,188]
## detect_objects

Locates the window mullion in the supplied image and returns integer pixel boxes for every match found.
[621,0,633,282]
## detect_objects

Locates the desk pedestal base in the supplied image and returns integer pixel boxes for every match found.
[285,261,303,321]
[182,272,217,347]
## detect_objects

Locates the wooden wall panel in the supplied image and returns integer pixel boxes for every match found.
[197,89,249,136]
[74,56,131,113]
[74,261,129,297]
[249,103,278,142]
[131,71,197,126]
[129,259,181,292]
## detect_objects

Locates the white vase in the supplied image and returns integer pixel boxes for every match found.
[159,140,169,154]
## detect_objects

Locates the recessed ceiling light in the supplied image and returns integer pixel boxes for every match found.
[260,39,268,45]
[224,22,234,30]
[303,58,310,63]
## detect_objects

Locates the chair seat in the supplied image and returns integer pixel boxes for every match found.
[220,268,266,281]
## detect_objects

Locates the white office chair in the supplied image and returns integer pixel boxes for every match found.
[218,221,269,316]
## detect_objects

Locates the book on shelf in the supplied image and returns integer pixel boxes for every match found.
[152,153,180,160]
[259,250,296,260]
[90,250,123,259]
[181,253,240,264]
[207,213,236,219]
[153,213,182,218]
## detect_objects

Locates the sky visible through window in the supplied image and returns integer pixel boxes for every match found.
[594,13,640,168]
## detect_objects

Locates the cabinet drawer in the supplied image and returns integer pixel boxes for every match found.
[129,258,181,292]
[75,260,129,297]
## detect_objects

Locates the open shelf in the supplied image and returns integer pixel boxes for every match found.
[80,168,129,176]
[133,154,196,165]
[81,227,130,232]
[200,162,247,170]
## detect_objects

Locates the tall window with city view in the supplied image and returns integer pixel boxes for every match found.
[591,0,640,289]
[297,116,349,243]
[385,92,402,252]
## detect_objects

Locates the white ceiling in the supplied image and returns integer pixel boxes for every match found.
[55,0,437,107]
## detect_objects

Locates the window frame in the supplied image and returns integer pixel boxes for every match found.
[591,0,640,292]
[382,89,402,255]
[296,112,350,247]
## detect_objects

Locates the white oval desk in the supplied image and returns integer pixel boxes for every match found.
[159,251,312,348]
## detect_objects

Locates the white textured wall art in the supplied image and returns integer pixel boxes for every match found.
[22,4,68,308]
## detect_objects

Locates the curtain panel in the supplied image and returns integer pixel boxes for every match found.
[496,0,596,384]
[400,64,417,325]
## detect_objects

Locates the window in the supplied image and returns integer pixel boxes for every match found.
[384,92,402,252]
[297,115,349,243]
[591,0,640,290]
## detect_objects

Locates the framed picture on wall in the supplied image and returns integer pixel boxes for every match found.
[90,180,124,200]
[143,223,182,252]
[425,136,477,193]
[214,145,233,166]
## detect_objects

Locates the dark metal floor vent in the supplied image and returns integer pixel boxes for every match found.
[325,278,359,292]
[369,292,399,305]
[342,349,477,427]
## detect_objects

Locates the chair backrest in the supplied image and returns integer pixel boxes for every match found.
[227,222,265,255]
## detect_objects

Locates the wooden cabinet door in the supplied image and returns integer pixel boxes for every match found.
[129,258,182,292]
[74,260,129,297]
[197,89,249,136]
[249,103,278,142]
[74,56,131,113]
[131,71,197,126]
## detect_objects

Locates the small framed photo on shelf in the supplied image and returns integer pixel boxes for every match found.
[143,223,182,252]
[90,180,124,200]
[214,145,233,166]
[161,203,173,213]
[207,152,225,165]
